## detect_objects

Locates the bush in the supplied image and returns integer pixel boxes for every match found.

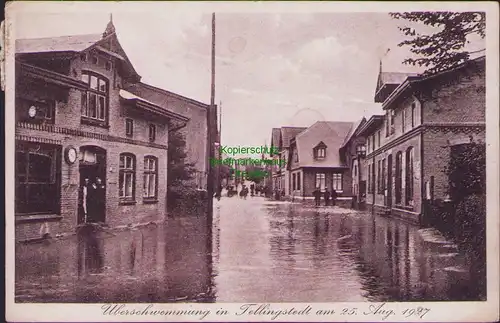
[167,184,208,215]
[455,194,486,245]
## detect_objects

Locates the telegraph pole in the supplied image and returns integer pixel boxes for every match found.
[206,12,216,220]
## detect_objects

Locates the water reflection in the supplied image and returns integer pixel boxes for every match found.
[16,218,214,303]
[16,199,485,303]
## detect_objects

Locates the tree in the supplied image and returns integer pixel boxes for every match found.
[167,130,196,188]
[390,12,485,75]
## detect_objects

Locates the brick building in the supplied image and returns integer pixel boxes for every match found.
[14,20,209,241]
[287,121,355,204]
[269,126,307,196]
[356,56,485,223]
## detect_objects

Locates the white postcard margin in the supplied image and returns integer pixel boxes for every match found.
[4,1,500,322]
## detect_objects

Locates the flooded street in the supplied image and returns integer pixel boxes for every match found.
[16,197,485,303]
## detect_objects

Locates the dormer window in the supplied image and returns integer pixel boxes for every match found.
[356,144,366,157]
[313,142,327,160]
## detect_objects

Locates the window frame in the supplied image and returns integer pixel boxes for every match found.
[411,102,416,128]
[148,124,156,142]
[143,156,158,202]
[315,173,326,191]
[81,71,109,127]
[332,173,343,191]
[119,153,136,203]
[125,118,134,137]
[395,151,403,205]
[15,142,61,215]
[405,147,414,206]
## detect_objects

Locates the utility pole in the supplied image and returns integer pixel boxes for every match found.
[206,12,216,220]
[217,100,222,188]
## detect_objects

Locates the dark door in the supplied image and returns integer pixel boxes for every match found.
[387,154,393,209]
[78,147,106,224]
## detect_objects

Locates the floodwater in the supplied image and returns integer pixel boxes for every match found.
[15,197,485,302]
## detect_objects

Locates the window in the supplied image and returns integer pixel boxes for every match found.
[149,124,156,142]
[17,98,55,124]
[402,107,406,133]
[143,156,158,201]
[297,173,301,191]
[354,164,358,177]
[367,137,371,154]
[373,133,376,150]
[125,118,133,137]
[315,173,326,191]
[315,147,326,159]
[91,55,98,65]
[16,142,61,214]
[411,102,416,128]
[105,61,112,71]
[377,131,381,148]
[372,163,376,195]
[382,158,386,191]
[389,110,395,135]
[367,164,372,193]
[81,72,108,124]
[356,144,366,157]
[333,173,343,191]
[385,113,390,137]
[292,173,296,191]
[294,151,299,163]
[377,160,381,193]
[119,153,136,201]
[395,152,403,204]
[405,147,414,206]
[80,53,87,61]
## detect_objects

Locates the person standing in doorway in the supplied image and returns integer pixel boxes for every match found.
[95,177,105,223]
[324,187,330,206]
[81,178,90,223]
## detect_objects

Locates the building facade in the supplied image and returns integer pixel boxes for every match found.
[270,126,307,196]
[357,56,485,223]
[287,121,355,204]
[14,20,207,241]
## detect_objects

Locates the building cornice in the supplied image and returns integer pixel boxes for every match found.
[364,122,486,159]
[17,62,88,91]
[16,122,168,150]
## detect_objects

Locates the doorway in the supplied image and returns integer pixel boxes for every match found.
[387,154,393,209]
[78,146,107,224]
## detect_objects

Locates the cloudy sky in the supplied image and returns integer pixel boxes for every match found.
[11,2,486,149]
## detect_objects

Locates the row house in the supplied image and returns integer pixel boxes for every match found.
[354,56,485,223]
[14,19,209,241]
[269,126,307,195]
[287,121,355,206]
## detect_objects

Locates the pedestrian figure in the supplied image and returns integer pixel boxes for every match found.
[86,179,99,223]
[324,188,330,206]
[331,188,338,206]
[250,183,255,196]
[81,178,91,223]
[313,187,321,207]
[94,177,106,223]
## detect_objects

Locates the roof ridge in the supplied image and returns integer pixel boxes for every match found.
[16,33,102,42]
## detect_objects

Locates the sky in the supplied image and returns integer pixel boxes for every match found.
[12,2,486,150]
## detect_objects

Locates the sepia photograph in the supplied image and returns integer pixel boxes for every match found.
[4,1,499,322]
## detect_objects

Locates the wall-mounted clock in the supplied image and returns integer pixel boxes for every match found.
[28,106,37,118]
[64,146,78,165]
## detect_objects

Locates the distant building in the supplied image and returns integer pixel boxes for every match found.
[287,121,355,204]
[14,19,210,241]
[356,56,485,223]
[270,126,307,195]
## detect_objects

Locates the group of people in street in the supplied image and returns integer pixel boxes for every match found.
[81,177,106,224]
[313,187,338,207]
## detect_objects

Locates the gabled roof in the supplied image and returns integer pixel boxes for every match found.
[356,115,385,137]
[16,33,103,54]
[281,126,307,148]
[15,20,141,82]
[294,121,354,168]
[374,71,419,103]
[340,117,366,149]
